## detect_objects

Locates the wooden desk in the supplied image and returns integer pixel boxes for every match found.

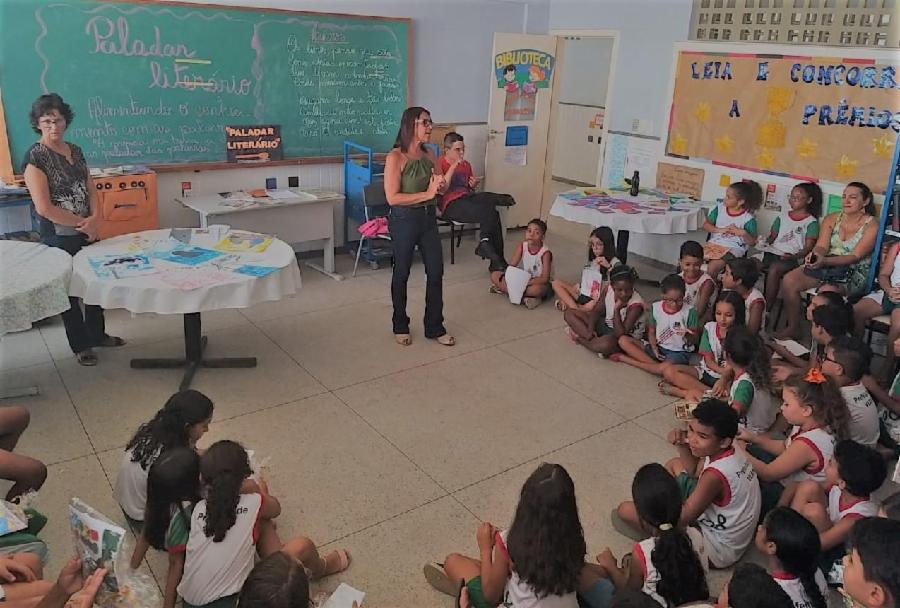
[177,188,343,280]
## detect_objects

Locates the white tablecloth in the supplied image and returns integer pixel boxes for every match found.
[0,241,72,336]
[549,190,708,234]
[70,229,301,314]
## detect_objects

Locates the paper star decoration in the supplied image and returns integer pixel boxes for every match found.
[836,155,859,179]
[715,134,735,153]
[694,102,712,124]
[755,147,776,169]
[670,133,689,156]
[795,138,818,159]
[873,133,894,159]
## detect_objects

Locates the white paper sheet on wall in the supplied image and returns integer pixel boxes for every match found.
[504,145,527,166]
[624,138,657,176]
[603,133,628,189]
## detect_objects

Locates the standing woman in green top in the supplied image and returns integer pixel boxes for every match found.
[384,107,455,346]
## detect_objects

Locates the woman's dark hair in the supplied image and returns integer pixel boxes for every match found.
[763,507,827,608]
[729,180,763,212]
[29,93,74,133]
[200,440,252,542]
[723,325,773,394]
[394,106,429,153]
[846,181,876,216]
[588,226,616,268]
[794,182,823,217]
[143,447,200,551]
[716,290,746,327]
[126,390,214,469]
[725,257,760,290]
[783,372,851,440]
[238,552,309,608]
[506,463,586,598]
[609,264,639,286]
[727,563,793,608]
[632,464,708,605]
[833,440,887,497]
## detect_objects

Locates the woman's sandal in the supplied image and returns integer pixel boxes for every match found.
[395,333,412,346]
[423,562,463,597]
[431,334,456,346]
[320,549,351,577]
[76,349,98,366]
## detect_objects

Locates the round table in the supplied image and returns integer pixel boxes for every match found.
[549,189,708,264]
[70,228,301,389]
[0,241,73,398]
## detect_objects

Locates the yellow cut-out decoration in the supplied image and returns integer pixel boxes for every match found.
[755,147,776,169]
[694,102,712,124]
[795,138,818,159]
[670,133,689,156]
[756,116,786,149]
[766,87,794,115]
[873,133,894,159]
[715,134,735,154]
[836,155,859,179]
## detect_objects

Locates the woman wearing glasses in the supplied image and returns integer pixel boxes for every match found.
[383,106,455,346]
[22,93,124,366]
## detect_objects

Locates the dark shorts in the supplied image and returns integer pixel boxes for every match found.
[676,472,698,501]
[700,370,719,387]
[643,343,692,365]
[576,293,592,306]
[882,297,900,315]
[577,577,615,608]
[762,252,800,271]
[804,264,851,284]
[465,577,493,608]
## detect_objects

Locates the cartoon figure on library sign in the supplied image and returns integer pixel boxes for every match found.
[495,49,555,121]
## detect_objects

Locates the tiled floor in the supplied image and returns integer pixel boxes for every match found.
[1,230,891,607]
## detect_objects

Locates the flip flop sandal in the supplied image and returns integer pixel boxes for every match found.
[423,562,463,597]
[555,299,567,312]
[76,350,98,366]
[395,333,412,346]
[610,508,646,542]
[321,549,351,577]
[431,334,455,346]
[97,335,126,347]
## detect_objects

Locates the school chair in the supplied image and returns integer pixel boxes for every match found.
[436,214,478,265]
[353,183,393,277]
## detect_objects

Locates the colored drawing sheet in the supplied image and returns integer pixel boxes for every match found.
[666,51,899,193]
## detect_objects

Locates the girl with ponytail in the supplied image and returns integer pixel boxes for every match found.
[177,440,351,608]
[757,507,828,608]
[595,463,710,606]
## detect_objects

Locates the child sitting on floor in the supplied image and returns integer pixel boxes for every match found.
[721,258,766,334]
[724,325,777,434]
[491,218,552,309]
[841,518,900,608]
[863,336,900,456]
[822,336,881,448]
[771,298,851,380]
[595,463,709,607]
[757,507,828,608]
[679,240,716,324]
[703,180,762,279]
[564,265,645,358]
[0,404,46,502]
[782,440,886,553]
[424,463,589,608]
[615,274,699,373]
[660,291,745,402]
[178,441,349,608]
[552,226,619,312]
[616,400,760,568]
[738,369,851,513]
[719,563,794,608]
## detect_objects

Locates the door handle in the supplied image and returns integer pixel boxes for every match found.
[489,129,503,135]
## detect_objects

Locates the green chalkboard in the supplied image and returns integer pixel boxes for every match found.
[0,0,410,167]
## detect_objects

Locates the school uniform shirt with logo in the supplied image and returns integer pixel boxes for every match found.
[884,372,900,443]
[164,501,196,554]
[771,570,828,608]
[743,287,766,324]
[783,426,836,485]
[633,527,709,606]
[495,530,578,608]
[827,485,880,525]
[699,322,726,379]
[769,211,819,256]
[696,448,761,568]
[603,286,646,338]
[707,202,758,256]
[579,257,621,299]
[519,242,551,279]
[178,493,264,606]
[649,301,698,353]
[731,371,776,434]
[114,447,157,522]
[681,271,716,311]
[839,383,880,448]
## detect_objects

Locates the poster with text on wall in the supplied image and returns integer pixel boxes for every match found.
[495,49,555,122]
[666,50,899,193]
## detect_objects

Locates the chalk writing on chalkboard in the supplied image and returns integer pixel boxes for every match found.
[0,1,411,166]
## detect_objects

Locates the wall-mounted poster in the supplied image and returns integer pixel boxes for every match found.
[494,49,555,122]
[666,50,899,193]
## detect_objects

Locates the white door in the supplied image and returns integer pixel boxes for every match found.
[485,33,558,228]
